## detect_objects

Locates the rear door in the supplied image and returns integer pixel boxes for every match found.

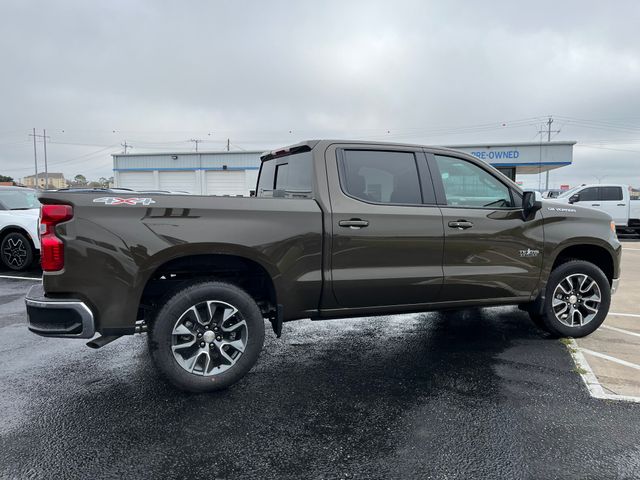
[599,186,627,225]
[429,152,544,302]
[325,145,444,308]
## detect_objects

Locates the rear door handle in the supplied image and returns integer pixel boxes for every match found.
[448,220,474,230]
[339,218,369,229]
[591,204,600,206]
[617,203,626,206]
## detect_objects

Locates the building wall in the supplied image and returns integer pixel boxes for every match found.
[22,175,67,189]
[113,151,264,196]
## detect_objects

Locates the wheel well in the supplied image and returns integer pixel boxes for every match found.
[552,244,614,283]
[139,254,277,320]
[0,227,37,252]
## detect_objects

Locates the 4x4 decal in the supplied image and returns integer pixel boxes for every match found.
[93,197,156,206]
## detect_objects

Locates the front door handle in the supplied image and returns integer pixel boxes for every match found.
[591,203,600,206]
[617,203,626,206]
[448,220,474,230]
[339,218,369,229]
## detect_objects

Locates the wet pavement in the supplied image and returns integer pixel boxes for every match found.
[0,276,639,479]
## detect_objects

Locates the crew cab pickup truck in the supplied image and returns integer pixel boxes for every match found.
[554,184,640,236]
[26,140,622,392]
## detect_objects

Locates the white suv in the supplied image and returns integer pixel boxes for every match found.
[0,187,40,271]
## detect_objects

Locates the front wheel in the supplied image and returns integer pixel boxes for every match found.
[148,281,265,392]
[532,260,611,338]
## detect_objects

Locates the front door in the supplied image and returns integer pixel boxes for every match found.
[430,153,544,302]
[326,146,444,308]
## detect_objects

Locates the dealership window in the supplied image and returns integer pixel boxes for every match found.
[339,150,424,204]
[435,155,513,208]
[601,186,623,201]
[257,151,313,198]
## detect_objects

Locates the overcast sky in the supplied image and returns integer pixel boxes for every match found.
[1,0,639,189]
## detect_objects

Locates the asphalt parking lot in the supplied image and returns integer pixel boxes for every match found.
[1,245,639,479]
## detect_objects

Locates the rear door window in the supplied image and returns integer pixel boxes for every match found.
[338,150,427,204]
[601,186,623,201]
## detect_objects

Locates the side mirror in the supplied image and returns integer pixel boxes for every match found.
[568,194,579,204]
[522,190,542,219]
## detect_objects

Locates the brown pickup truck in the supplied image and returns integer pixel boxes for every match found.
[26,140,621,392]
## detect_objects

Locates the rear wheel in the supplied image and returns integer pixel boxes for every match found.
[530,260,610,338]
[148,281,265,392]
[1,232,34,271]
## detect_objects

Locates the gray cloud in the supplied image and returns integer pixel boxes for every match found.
[1,0,639,188]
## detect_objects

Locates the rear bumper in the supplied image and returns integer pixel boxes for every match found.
[25,284,95,338]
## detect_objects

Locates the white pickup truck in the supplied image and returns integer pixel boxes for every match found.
[555,184,640,235]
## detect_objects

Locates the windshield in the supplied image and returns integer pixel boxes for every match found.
[0,189,40,210]
[557,186,581,198]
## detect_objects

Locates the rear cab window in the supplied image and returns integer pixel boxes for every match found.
[257,149,313,199]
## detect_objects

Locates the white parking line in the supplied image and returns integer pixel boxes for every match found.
[622,247,640,251]
[610,312,640,318]
[567,339,640,403]
[601,324,640,339]
[0,275,41,281]
[581,348,640,371]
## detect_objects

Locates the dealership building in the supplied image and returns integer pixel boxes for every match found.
[446,141,576,181]
[112,141,575,195]
[112,151,263,195]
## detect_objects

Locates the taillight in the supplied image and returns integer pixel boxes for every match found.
[40,205,73,272]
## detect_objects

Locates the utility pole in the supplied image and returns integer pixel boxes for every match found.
[226,138,230,152]
[121,140,132,154]
[29,128,38,189]
[190,139,202,152]
[538,116,560,191]
[42,129,50,189]
[29,129,51,188]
